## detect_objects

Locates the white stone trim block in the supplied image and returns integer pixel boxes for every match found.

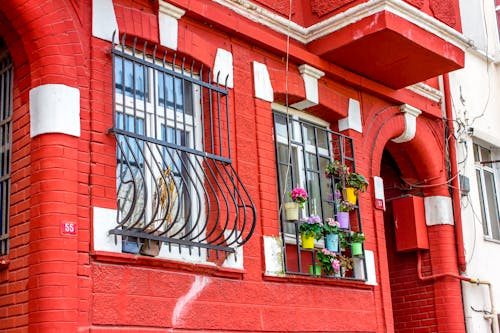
[158,1,186,50]
[424,196,454,226]
[92,0,119,43]
[392,104,422,143]
[213,48,234,88]
[222,230,244,269]
[253,61,274,102]
[263,235,285,276]
[291,64,325,110]
[30,84,80,138]
[363,250,378,285]
[338,98,363,133]
[93,207,121,253]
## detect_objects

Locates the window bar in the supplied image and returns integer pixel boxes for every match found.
[216,72,223,157]
[224,74,231,159]
[180,58,188,148]
[208,69,215,155]
[199,64,206,153]
[172,54,178,145]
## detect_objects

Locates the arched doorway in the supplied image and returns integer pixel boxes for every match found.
[380,149,440,332]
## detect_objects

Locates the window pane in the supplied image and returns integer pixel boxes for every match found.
[484,171,500,240]
[473,143,480,162]
[305,152,318,170]
[476,170,490,236]
[481,146,491,164]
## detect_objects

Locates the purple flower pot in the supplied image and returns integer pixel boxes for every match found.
[337,212,350,229]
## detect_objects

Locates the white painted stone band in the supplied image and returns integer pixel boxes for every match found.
[424,196,454,226]
[30,84,81,138]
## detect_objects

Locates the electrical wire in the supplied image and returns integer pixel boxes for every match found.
[278,0,294,217]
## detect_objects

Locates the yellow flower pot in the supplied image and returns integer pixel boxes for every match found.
[345,187,357,205]
[301,233,315,249]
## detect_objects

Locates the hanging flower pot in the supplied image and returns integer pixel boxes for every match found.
[337,212,350,229]
[351,242,363,256]
[325,233,339,252]
[344,187,357,205]
[301,233,315,249]
[284,202,299,221]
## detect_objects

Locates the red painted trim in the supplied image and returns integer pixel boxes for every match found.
[92,251,245,280]
[443,73,466,272]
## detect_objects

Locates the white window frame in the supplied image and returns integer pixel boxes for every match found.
[473,142,500,241]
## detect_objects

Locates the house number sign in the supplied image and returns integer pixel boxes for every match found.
[61,222,78,235]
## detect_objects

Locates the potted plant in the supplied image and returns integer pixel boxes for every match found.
[345,171,369,204]
[325,160,349,179]
[338,254,353,277]
[350,231,365,256]
[317,248,341,277]
[337,200,355,229]
[299,214,323,249]
[323,218,340,252]
[284,187,308,220]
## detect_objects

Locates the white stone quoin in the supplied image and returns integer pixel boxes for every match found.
[263,235,284,276]
[93,207,121,253]
[30,84,81,138]
[158,1,186,50]
[92,0,119,43]
[291,64,325,110]
[253,61,274,102]
[213,48,234,88]
[338,98,363,133]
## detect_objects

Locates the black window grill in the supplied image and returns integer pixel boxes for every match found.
[110,36,256,257]
[273,110,367,280]
[0,46,12,257]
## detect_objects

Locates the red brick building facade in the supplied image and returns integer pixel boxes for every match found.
[0,0,469,332]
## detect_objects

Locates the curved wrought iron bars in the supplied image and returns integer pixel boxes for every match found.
[109,34,256,255]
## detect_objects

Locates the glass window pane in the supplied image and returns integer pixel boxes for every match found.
[303,124,315,146]
[473,143,480,162]
[277,142,290,163]
[481,146,491,163]
[484,171,500,240]
[306,172,321,217]
[476,169,489,236]
[305,152,318,170]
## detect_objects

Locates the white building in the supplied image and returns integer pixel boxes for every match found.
[450,1,500,332]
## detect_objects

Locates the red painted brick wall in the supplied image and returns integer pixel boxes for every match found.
[0,0,466,332]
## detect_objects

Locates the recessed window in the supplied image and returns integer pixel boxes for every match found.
[273,106,366,280]
[110,39,256,260]
[0,46,12,257]
[474,143,500,240]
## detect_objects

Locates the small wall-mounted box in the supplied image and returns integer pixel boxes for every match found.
[392,195,429,252]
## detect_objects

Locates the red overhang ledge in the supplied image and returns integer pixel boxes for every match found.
[307,10,465,89]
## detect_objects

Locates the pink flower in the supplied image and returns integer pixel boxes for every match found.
[291,187,308,202]
[332,259,340,271]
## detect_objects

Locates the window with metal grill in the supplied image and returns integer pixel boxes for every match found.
[110,36,256,260]
[0,44,12,257]
[273,106,367,280]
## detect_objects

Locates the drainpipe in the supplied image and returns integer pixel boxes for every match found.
[442,73,467,272]
[417,251,499,332]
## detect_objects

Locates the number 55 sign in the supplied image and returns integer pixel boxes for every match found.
[61,222,78,235]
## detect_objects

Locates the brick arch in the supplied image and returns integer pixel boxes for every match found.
[366,111,446,195]
[0,0,83,87]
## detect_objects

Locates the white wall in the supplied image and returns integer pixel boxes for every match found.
[450,1,500,331]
